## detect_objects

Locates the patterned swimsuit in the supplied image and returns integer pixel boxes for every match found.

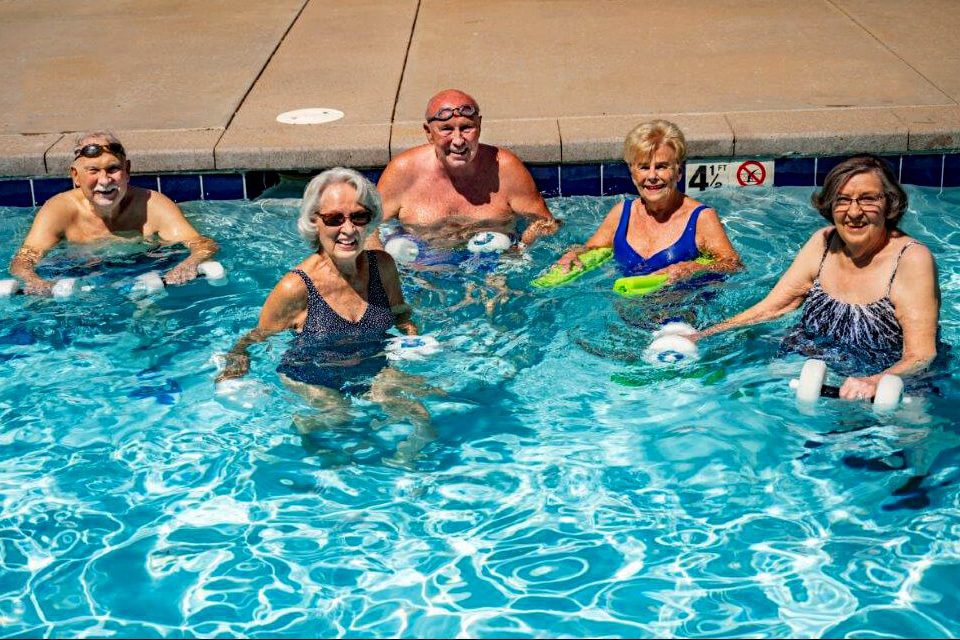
[276,251,395,390]
[781,230,917,372]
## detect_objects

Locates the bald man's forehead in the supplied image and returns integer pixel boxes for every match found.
[425,90,478,118]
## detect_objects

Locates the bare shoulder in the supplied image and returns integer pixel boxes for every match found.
[496,146,529,176]
[142,187,183,216]
[382,145,431,184]
[896,237,935,272]
[36,190,80,222]
[273,268,310,299]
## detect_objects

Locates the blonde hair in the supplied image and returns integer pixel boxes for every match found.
[623,119,687,166]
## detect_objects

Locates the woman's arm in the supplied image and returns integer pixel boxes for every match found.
[216,273,306,381]
[375,250,417,335]
[697,228,828,339]
[838,243,940,399]
[554,202,622,272]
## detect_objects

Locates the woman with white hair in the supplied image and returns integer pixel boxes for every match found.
[219,167,419,416]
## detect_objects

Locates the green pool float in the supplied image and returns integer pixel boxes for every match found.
[612,256,715,298]
[532,247,613,288]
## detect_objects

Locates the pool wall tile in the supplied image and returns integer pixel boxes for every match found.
[900,154,943,188]
[129,175,161,190]
[560,164,601,196]
[944,154,960,188]
[360,168,384,185]
[528,165,560,197]
[160,175,202,202]
[774,157,815,187]
[602,162,635,196]
[815,155,900,185]
[32,178,73,206]
[202,174,245,200]
[244,171,282,200]
[0,180,33,207]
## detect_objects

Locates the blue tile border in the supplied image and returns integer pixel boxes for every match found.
[0,179,33,207]
[2,154,960,208]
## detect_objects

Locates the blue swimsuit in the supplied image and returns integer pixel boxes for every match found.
[613,199,707,275]
[277,251,395,391]
[782,230,917,372]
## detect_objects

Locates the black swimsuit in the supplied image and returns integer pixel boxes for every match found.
[277,251,394,390]
[782,230,917,372]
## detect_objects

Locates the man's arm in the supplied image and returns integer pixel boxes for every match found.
[149,192,219,284]
[366,156,413,251]
[501,150,561,245]
[9,196,71,295]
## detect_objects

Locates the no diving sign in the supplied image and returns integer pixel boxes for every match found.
[685,160,774,192]
[736,160,768,186]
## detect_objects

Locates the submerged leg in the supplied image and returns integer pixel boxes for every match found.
[280,374,354,433]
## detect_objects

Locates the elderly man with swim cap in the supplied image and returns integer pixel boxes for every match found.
[10,131,219,295]
[371,89,560,252]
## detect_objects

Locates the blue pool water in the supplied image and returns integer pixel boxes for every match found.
[1,185,959,638]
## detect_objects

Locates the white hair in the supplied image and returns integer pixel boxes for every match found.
[297,167,383,247]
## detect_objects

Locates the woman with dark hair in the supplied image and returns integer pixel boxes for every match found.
[698,154,940,400]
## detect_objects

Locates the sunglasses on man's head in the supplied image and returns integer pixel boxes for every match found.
[73,143,126,160]
[316,210,373,227]
[427,104,479,123]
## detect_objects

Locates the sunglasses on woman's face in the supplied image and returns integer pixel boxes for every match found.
[316,209,373,227]
[73,143,126,159]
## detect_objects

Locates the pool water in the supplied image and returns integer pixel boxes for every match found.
[1,186,958,638]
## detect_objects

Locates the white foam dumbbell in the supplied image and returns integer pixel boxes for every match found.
[384,237,420,264]
[467,231,512,254]
[131,260,227,295]
[789,358,909,411]
[0,277,82,299]
[643,322,698,366]
[385,335,441,361]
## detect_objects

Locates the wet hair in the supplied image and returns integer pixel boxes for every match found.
[297,167,383,248]
[623,119,687,166]
[811,154,907,229]
[73,130,125,159]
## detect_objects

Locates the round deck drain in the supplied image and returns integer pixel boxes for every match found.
[276,108,344,125]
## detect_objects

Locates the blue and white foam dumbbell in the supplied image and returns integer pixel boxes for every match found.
[643,322,699,366]
[384,236,420,264]
[467,231,512,254]
[385,335,441,361]
[0,276,89,299]
[130,260,228,295]
[789,358,909,412]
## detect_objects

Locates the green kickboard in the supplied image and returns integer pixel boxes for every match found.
[532,247,613,288]
[612,256,715,298]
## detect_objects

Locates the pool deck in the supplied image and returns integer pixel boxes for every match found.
[3,0,960,177]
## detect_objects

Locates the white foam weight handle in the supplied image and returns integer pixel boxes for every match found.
[467,231,512,254]
[384,237,420,264]
[872,374,904,412]
[0,279,21,296]
[644,334,698,366]
[385,335,441,361]
[197,260,226,281]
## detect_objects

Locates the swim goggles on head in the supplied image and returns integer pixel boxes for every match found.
[316,210,373,227]
[427,105,479,123]
[73,142,126,160]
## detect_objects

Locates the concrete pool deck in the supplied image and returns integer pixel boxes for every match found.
[3,0,960,177]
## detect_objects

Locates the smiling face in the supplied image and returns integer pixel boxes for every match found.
[70,141,130,210]
[314,182,372,262]
[630,144,681,206]
[423,90,482,171]
[832,171,889,249]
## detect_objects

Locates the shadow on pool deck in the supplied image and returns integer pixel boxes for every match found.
[2,0,960,176]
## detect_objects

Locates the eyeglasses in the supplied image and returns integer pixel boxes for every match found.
[427,104,479,123]
[73,143,126,160]
[834,193,885,212]
[316,210,373,227]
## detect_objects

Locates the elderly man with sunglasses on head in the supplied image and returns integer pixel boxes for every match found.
[369,89,559,258]
[10,131,219,295]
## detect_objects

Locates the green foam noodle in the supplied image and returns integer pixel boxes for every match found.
[531,247,613,288]
[612,256,715,298]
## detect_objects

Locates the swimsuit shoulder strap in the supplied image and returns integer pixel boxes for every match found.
[886,240,920,296]
[289,268,321,301]
[682,204,708,236]
[615,199,633,239]
[816,229,835,278]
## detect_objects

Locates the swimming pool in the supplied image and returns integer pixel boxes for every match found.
[1,185,958,637]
